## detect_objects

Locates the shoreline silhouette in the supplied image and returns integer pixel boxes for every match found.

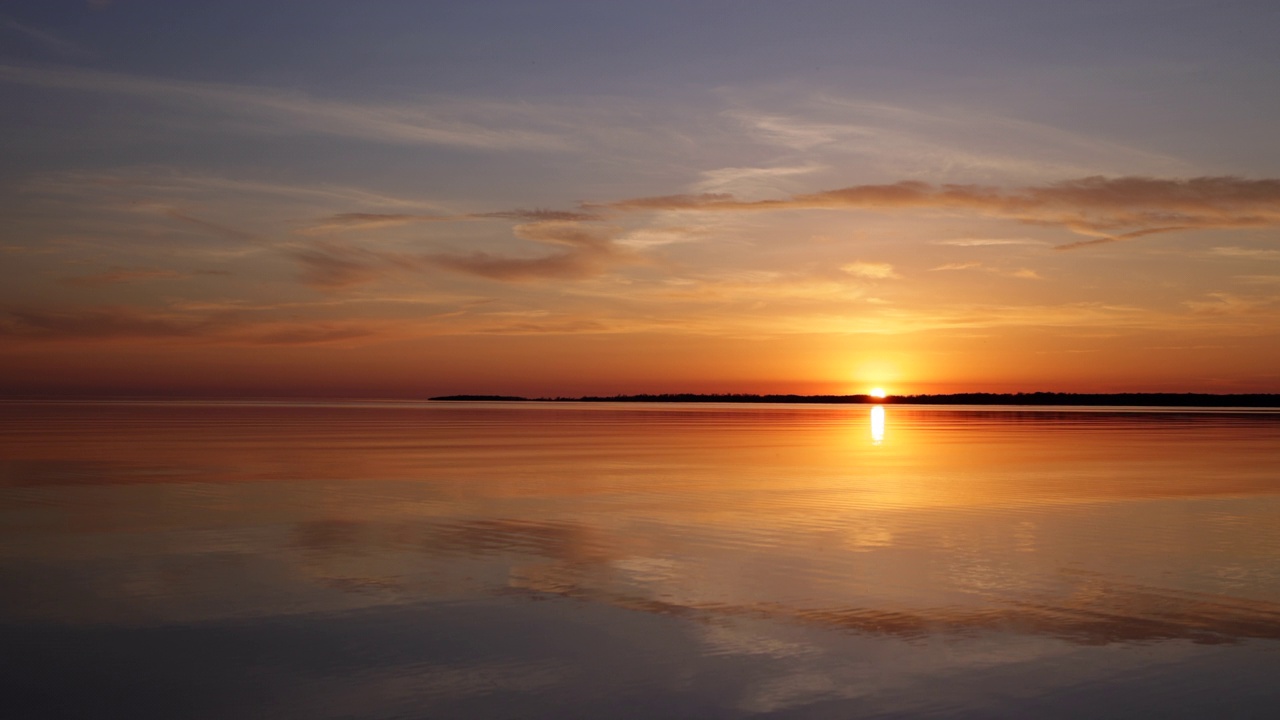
[431,392,1280,407]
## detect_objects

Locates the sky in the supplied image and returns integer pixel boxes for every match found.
[2,0,1280,398]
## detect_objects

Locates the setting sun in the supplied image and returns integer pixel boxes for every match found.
[870,387,888,399]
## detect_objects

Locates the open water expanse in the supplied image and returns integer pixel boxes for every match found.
[2,400,1279,719]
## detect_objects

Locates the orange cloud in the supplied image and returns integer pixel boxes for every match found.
[841,261,900,279]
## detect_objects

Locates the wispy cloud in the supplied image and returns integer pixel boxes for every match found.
[1184,292,1279,316]
[599,176,1280,248]
[927,262,1042,280]
[1210,246,1280,260]
[0,305,387,345]
[841,261,900,279]
[0,306,221,340]
[1235,275,1280,285]
[289,217,636,288]
[299,213,452,235]
[299,208,598,235]
[726,96,1187,181]
[287,243,423,291]
[1,17,93,59]
[60,267,226,287]
[935,238,1044,247]
[159,207,261,244]
[0,65,567,150]
[425,220,631,281]
[691,165,823,197]
[27,167,439,211]
[472,209,599,222]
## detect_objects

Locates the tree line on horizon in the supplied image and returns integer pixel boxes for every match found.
[430,392,1280,407]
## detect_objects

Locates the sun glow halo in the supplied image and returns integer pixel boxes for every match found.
[869,387,887,399]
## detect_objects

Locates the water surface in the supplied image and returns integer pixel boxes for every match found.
[3,401,1279,718]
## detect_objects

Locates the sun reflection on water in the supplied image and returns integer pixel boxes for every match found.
[870,405,885,445]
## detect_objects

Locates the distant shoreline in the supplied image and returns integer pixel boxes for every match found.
[430,393,1280,407]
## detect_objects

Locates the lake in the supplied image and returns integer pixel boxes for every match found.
[2,401,1279,718]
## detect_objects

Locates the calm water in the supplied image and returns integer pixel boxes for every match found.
[2,401,1279,719]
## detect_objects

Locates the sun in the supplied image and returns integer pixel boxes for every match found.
[869,387,887,399]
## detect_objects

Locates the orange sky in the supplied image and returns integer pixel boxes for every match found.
[3,3,1280,397]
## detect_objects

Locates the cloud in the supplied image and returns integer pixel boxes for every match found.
[161,208,261,243]
[300,209,598,235]
[0,306,221,340]
[1210,246,1280,260]
[1,18,93,59]
[841,261,900,279]
[28,167,437,211]
[60,268,226,287]
[426,252,596,281]
[927,262,1041,280]
[935,238,1044,247]
[425,220,628,281]
[0,305,384,345]
[291,218,632,289]
[288,243,411,291]
[0,64,566,150]
[727,97,1187,180]
[300,213,450,235]
[598,176,1280,248]
[1184,292,1278,316]
[471,209,599,222]
[615,225,711,249]
[246,324,380,345]
[691,165,823,197]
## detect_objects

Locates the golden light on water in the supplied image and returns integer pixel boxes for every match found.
[870,405,886,445]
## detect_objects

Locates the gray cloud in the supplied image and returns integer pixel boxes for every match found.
[0,305,382,345]
[599,176,1280,248]
[288,244,399,291]
[60,267,228,287]
[424,220,627,281]
[1,18,93,59]
[0,306,235,341]
[471,209,599,222]
[299,213,451,235]
[163,209,261,244]
[301,208,599,235]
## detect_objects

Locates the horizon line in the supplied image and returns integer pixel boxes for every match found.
[7,391,1280,409]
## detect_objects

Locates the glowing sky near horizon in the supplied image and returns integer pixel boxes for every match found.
[2,1,1280,397]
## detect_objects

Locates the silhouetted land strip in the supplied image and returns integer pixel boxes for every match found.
[431,392,1280,407]
[430,394,532,402]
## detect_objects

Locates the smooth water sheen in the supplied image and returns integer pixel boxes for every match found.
[3,401,1279,718]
